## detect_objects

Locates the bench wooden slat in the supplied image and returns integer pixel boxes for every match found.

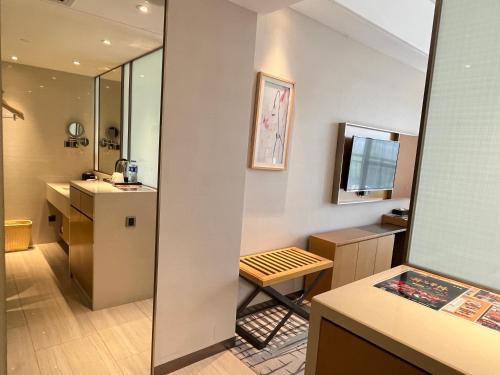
[281,249,316,265]
[240,258,273,275]
[240,247,333,287]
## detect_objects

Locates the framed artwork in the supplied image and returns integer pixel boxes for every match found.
[251,72,295,170]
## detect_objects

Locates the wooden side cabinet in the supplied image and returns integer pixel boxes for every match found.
[314,319,427,375]
[305,224,403,298]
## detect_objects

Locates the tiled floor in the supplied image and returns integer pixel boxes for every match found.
[5,243,153,375]
[5,242,254,375]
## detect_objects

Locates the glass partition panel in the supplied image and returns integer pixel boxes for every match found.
[130,49,162,187]
[98,67,122,174]
[408,0,500,290]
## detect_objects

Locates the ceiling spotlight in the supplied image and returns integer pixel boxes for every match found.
[51,76,57,80]
[464,64,471,69]
[39,85,45,88]
[102,39,112,45]
[11,56,18,61]
[136,4,149,13]
[139,74,145,78]
[73,60,81,66]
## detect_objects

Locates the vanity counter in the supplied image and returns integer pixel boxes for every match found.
[70,180,156,195]
[46,183,71,217]
[69,178,157,310]
[305,265,500,375]
[47,182,71,199]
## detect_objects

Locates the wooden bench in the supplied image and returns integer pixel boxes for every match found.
[237,247,333,349]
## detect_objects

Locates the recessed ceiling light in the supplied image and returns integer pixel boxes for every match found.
[73,60,81,66]
[39,85,45,88]
[106,85,110,89]
[51,76,57,80]
[102,39,112,45]
[139,74,145,78]
[27,90,32,94]
[11,56,18,61]
[136,4,149,13]
[465,64,471,69]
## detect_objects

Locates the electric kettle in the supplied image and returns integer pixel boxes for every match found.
[115,159,129,175]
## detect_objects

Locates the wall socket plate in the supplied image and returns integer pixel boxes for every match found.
[125,216,136,227]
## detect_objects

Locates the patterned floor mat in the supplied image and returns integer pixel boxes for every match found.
[231,304,309,375]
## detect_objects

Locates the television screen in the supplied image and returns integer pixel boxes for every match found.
[346,136,400,192]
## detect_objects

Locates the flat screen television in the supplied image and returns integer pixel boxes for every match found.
[345,136,400,192]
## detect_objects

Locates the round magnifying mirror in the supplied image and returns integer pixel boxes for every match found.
[68,122,85,137]
[106,126,119,139]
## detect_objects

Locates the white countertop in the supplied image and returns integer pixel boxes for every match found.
[47,182,70,199]
[311,265,500,375]
[46,183,71,217]
[70,180,156,195]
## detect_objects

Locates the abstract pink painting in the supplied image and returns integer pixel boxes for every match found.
[251,73,295,170]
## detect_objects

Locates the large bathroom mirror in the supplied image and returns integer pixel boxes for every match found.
[1,0,165,373]
[98,66,122,174]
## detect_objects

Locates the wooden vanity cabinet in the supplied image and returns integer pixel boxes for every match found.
[69,187,94,299]
[305,224,404,298]
[68,181,157,310]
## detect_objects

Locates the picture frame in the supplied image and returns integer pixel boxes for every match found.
[251,72,295,170]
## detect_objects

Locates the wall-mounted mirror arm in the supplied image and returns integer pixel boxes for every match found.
[2,99,25,121]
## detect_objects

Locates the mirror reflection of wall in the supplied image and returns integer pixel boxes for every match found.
[96,49,163,187]
[129,49,163,188]
[98,67,122,174]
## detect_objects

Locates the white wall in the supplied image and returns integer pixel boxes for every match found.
[240,9,426,292]
[153,0,257,368]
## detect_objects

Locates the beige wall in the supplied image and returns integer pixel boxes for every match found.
[153,0,257,368]
[2,62,94,244]
[0,29,7,375]
[240,9,426,294]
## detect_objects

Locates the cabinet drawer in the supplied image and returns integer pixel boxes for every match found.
[70,187,93,219]
[70,186,81,209]
[80,192,94,219]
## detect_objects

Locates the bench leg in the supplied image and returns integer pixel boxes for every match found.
[236,270,326,349]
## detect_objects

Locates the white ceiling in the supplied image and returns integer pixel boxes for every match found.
[230,0,434,72]
[291,0,435,72]
[228,0,302,14]
[1,0,165,77]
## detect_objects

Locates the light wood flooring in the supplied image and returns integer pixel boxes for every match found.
[5,243,254,375]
